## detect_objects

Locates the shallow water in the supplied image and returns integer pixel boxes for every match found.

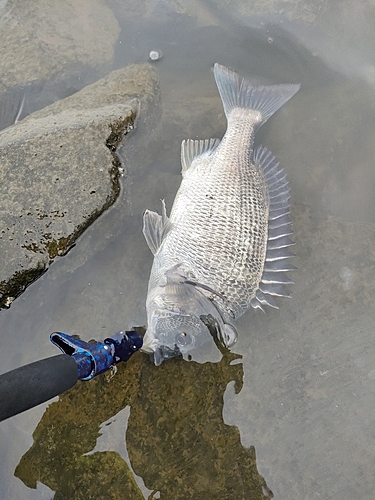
[1,1,375,499]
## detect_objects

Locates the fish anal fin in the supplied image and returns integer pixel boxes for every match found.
[181,138,220,174]
[142,199,172,255]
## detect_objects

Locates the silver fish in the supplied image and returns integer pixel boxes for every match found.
[142,63,300,365]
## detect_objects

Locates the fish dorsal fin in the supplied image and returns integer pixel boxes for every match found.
[213,63,300,130]
[143,199,173,255]
[250,145,296,311]
[181,138,220,174]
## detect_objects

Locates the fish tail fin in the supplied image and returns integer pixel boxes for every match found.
[213,63,300,128]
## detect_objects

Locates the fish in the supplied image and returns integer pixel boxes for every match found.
[142,63,300,365]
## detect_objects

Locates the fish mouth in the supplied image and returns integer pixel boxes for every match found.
[141,331,182,365]
[152,344,181,366]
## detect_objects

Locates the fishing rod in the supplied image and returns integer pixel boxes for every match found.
[0,330,143,423]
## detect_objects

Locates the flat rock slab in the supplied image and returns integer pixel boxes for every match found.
[0,63,160,309]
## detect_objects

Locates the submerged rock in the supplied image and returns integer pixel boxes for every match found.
[0,63,160,309]
[0,1,120,92]
[0,0,122,128]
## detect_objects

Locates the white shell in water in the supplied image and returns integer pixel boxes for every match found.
[149,49,163,61]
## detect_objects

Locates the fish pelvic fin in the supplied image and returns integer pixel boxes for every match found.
[181,138,220,175]
[143,199,173,255]
[213,63,300,129]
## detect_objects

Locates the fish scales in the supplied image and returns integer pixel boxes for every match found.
[159,113,269,320]
[142,64,300,364]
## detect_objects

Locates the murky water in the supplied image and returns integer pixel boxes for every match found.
[1,1,375,498]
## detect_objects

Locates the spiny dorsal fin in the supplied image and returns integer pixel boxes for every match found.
[181,138,220,174]
[142,199,172,255]
[251,145,296,311]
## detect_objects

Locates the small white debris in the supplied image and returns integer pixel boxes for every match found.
[106,365,118,381]
[340,266,354,290]
[4,296,14,308]
[149,49,163,61]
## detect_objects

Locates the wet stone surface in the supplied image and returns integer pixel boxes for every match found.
[0,0,122,130]
[0,0,120,92]
[0,63,160,309]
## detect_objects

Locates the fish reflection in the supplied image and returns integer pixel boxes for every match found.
[15,335,272,499]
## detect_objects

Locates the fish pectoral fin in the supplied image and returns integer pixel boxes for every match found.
[184,279,229,306]
[200,314,238,349]
[181,138,220,174]
[165,265,224,300]
[221,323,238,348]
[164,268,229,306]
[165,264,188,284]
[142,200,172,255]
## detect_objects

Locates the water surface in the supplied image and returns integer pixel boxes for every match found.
[1,1,375,499]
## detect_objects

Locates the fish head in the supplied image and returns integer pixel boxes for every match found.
[142,268,237,365]
[144,307,212,365]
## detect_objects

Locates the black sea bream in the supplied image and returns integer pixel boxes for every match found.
[142,64,300,365]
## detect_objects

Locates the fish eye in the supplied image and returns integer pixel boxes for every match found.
[175,332,192,347]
